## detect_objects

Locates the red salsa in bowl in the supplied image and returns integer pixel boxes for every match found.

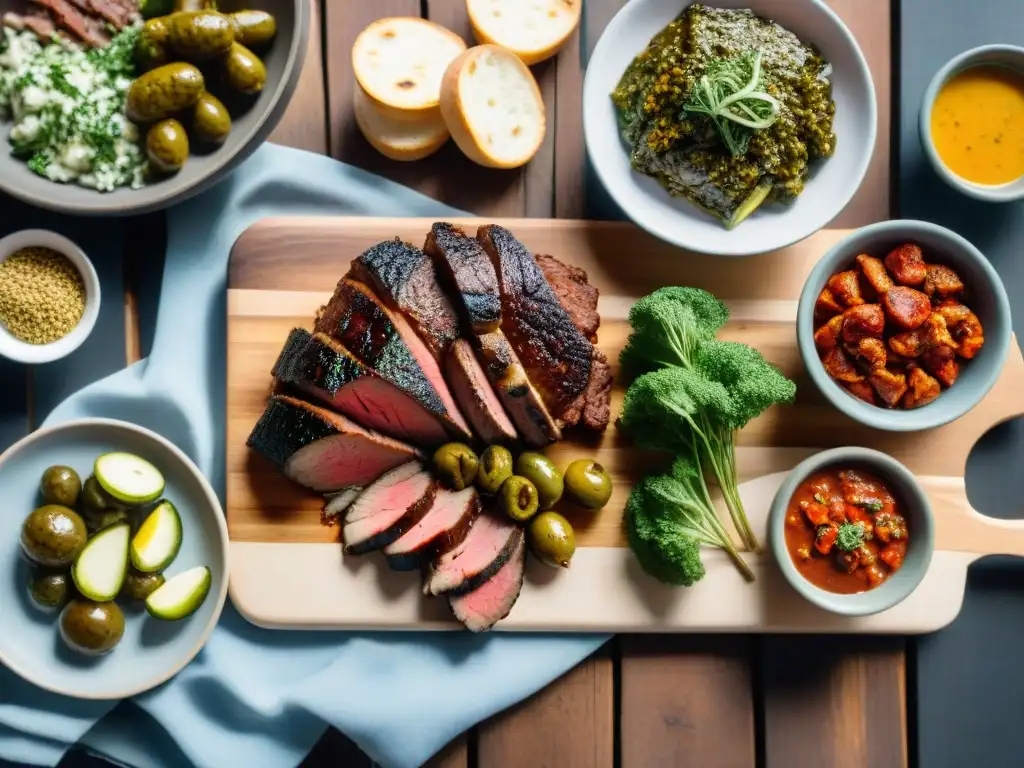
[784,467,909,594]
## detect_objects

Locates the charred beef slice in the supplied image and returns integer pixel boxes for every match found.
[444,339,517,444]
[424,222,503,334]
[383,485,481,570]
[314,277,472,441]
[449,533,526,632]
[423,510,523,597]
[272,328,451,447]
[247,395,421,492]
[342,463,436,554]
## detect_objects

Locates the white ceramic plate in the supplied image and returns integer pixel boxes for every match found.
[583,0,878,256]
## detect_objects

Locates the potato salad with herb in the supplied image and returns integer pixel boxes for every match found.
[0,25,147,191]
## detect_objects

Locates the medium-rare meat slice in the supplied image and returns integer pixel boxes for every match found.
[424,222,502,334]
[423,510,523,596]
[322,486,363,526]
[246,395,421,493]
[272,328,450,446]
[478,225,594,419]
[449,534,526,632]
[3,9,57,38]
[445,340,517,444]
[31,0,107,46]
[342,464,436,554]
[314,278,472,441]
[476,331,560,446]
[383,485,480,570]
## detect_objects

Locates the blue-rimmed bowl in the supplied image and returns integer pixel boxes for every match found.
[769,447,935,616]
[796,220,1012,432]
[920,45,1024,203]
[0,419,228,700]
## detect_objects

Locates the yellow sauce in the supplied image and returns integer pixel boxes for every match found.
[930,65,1024,185]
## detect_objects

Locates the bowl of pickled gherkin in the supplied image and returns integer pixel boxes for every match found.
[0,0,309,215]
[0,418,228,700]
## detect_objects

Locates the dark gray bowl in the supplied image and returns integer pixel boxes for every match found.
[769,447,935,617]
[796,220,1012,432]
[0,0,308,216]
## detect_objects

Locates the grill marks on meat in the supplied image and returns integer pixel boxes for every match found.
[314,278,472,441]
[425,223,503,334]
[27,0,136,46]
[383,486,481,570]
[449,533,526,632]
[445,339,518,444]
[423,511,524,596]
[342,464,436,554]
[272,328,451,446]
[478,225,593,419]
[246,395,421,492]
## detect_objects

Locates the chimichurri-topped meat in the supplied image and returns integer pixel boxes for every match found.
[611,3,836,229]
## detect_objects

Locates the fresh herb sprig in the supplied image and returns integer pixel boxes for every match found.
[683,49,781,156]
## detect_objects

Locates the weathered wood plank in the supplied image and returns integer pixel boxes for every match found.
[424,736,470,768]
[269,0,328,154]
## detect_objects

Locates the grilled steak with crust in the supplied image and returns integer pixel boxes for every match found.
[425,222,503,334]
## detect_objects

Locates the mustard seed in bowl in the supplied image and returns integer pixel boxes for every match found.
[0,246,86,345]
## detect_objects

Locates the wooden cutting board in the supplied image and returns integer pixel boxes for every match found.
[226,217,1024,633]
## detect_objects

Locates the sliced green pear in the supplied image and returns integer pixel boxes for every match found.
[131,501,182,573]
[95,452,165,505]
[146,566,212,621]
[72,523,130,601]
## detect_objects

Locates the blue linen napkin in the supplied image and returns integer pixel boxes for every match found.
[0,143,609,768]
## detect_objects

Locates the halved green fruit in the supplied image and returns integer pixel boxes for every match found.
[131,501,182,572]
[145,566,211,621]
[72,523,130,601]
[95,452,165,505]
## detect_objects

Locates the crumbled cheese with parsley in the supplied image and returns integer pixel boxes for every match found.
[0,25,147,191]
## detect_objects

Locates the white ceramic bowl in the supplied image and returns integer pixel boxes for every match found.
[0,229,100,364]
[920,45,1024,203]
[583,0,877,256]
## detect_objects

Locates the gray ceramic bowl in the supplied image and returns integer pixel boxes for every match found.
[796,220,1012,432]
[920,45,1024,203]
[0,0,308,216]
[769,447,935,616]
[0,419,228,699]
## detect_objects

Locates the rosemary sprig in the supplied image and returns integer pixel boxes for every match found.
[683,49,781,156]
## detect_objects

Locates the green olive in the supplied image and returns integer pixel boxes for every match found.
[139,0,175,18]
[135,17,171,70]
[121,570,165,602]
[28,569,71,611]
[433,443,479,491]
[527,511,576,568]
[81,475,112,514]
[223,42,267,95]
[498,475,540,522]
[59,600,124,656]
[563,459,613,510]
[168,10,235,60]
[147,118,189,173]
[83,508,130,535]
[230,9,277,48]
[20,506,87,567]
[40,465,82,508]
[126,62,205,123]
[514,452,564,510]
[192,91,231,144]
[476,445,513,494]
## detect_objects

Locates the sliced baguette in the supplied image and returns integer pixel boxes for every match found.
[439,45,545,169]
[352,17,467,121]
[353,82,450,161]
[467,0,581,65]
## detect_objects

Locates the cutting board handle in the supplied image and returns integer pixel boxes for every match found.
[953,509,1024,559]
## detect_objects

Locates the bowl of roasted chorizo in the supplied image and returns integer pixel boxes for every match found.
[796,220,1012,432]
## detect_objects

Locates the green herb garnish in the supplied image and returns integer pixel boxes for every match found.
[835,522,866,553]
[683,49,781,156]
[858,499,884,513]
[814,493,828,506]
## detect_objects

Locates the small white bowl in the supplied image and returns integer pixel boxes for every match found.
[0,229,101,364]
[920,45,1024,203]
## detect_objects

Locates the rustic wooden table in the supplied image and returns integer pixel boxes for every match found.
[259,1,902,766]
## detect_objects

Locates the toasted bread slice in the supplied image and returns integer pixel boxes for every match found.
[439,45,545,169]
[352,17,467,121]
[467,0,581,65]
[353,83,449,161]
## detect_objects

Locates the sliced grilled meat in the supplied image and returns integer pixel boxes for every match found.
[383,486,480,570]
[31,0,108,46]
[272,328,451,446]
[449,534,526,632]
[342,464,436,554]
[478,225,593,418]
[535,253,600,343]
[322,487,363,526]
[445,339,517,444]
[3,9,57,38]
[314,278,472,441]
[247,395,421,492]
[423,510,523,596]
[425,222,502,334]
[559,349,614,432]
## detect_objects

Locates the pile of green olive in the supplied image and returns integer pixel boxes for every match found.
[432,443,614,570]
[18,465,164,656]
[129,2,278,175]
